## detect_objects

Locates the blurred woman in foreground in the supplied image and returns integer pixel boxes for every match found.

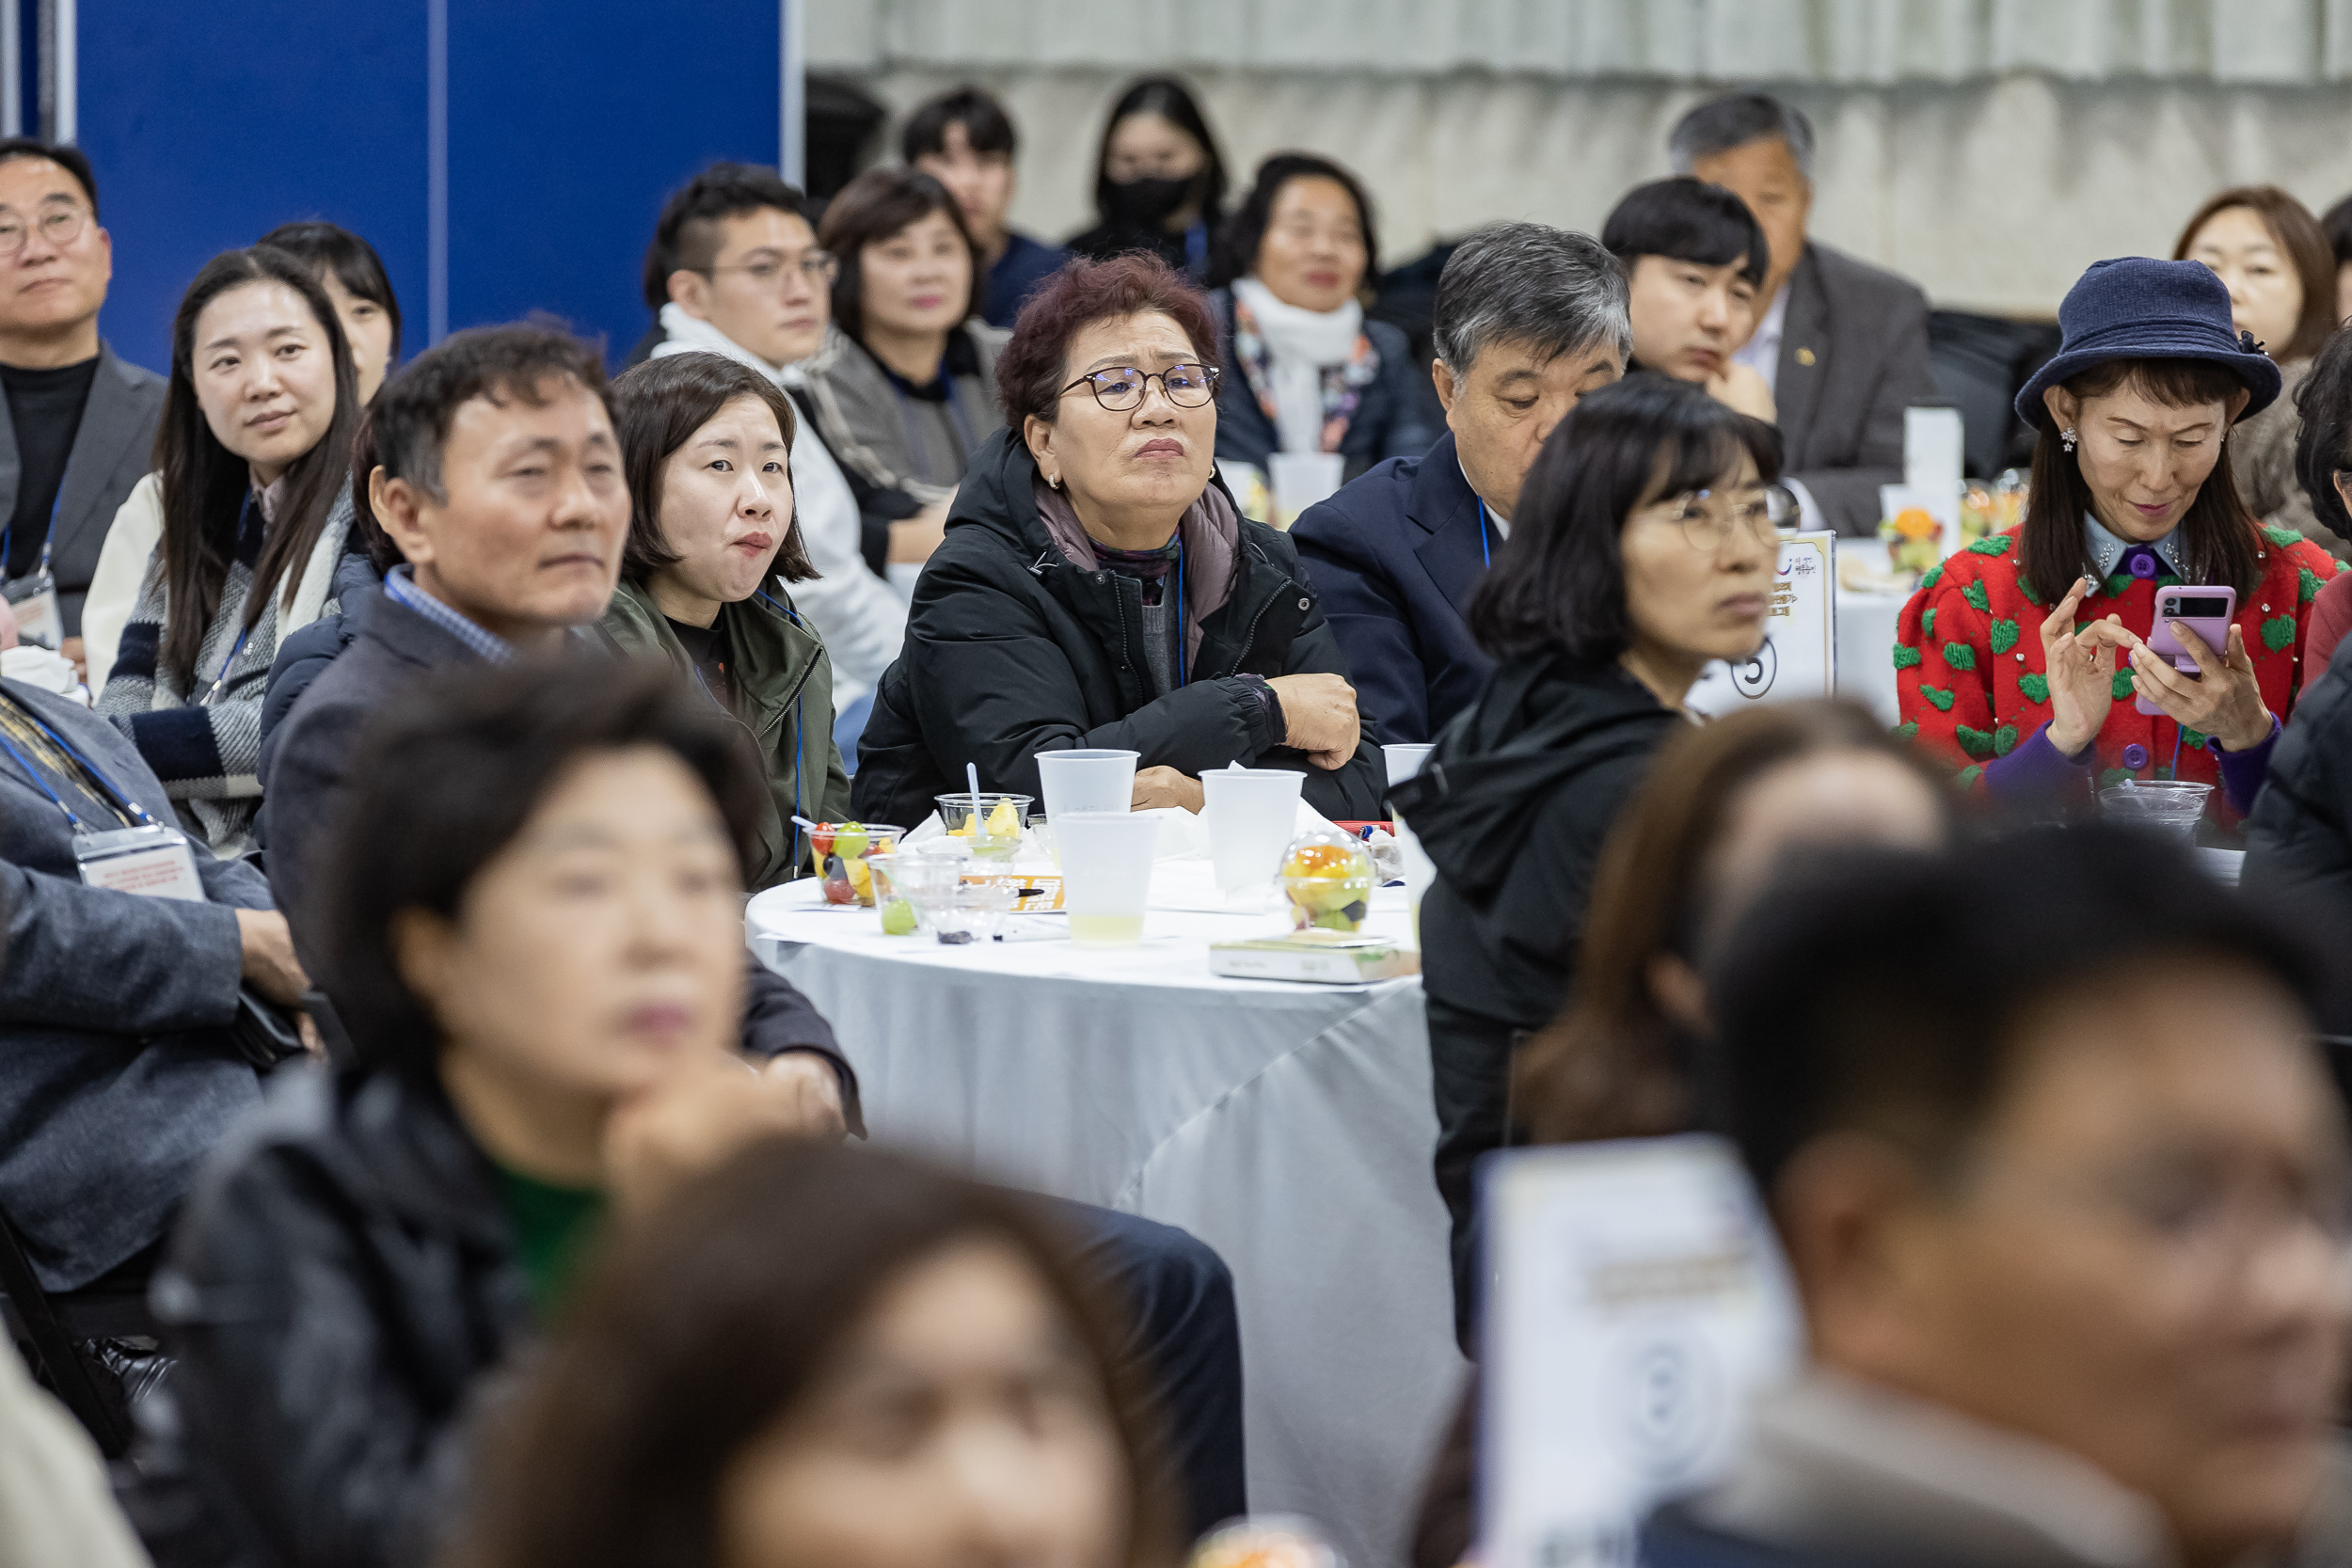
[451,1139,1182,1568]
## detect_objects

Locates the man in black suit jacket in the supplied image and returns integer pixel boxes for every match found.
[1291,225,1630,744]
[1672,92,1937,537]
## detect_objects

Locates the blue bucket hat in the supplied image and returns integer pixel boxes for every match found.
[2013,256,2281,428]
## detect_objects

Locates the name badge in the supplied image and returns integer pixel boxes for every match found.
[4,567,60,651]
[74,824,204,902]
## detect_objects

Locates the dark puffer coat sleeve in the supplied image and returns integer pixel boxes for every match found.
[890,546,1385,820]
[2245,663,2352,1009]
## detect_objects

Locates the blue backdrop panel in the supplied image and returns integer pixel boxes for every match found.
[75,0,781,377]
[445,0,779,358]
[74,1,430,378]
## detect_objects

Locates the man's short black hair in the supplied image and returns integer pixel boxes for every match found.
[369,321,612,505]
[0,137,98,215]
[900,86,1018,165]
[1704,824,2333,1196]
[316,660,769,1080]
[1601,177,1768,289]
[642,162,811,311]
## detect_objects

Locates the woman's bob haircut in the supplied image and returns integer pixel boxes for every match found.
[1469,372,1783,665]
[609,352,816,586]
[314,660,770,1080]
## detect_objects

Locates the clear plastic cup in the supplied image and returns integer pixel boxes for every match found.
[1036,749,1139,821]
[1202,767,1305,893]
[2099,780,2211,843]
[867,853,962,936]
[1381,743,1435,785]
[934,792,1033,861]
[1054,811,1161,947]
[808,823,905,906]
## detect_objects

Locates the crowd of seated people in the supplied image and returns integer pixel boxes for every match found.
[2,66,2352,1568]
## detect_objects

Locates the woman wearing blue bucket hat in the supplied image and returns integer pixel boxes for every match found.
[1895,256,2344,824]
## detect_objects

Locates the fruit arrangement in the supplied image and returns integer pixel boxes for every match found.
[934,792,1031,860]
[1877,505,1941,576]
[1279,830,1375,933]
[805,821,905,907]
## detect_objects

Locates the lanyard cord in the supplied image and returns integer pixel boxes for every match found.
[0,494,63,585]
[198,493,264,705]
[1174,535,1187,689]
[0,693,158,827]
[1477,499,1494,569]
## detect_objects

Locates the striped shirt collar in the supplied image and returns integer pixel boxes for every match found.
[383,565,516,665]
[2083,513,2187,581]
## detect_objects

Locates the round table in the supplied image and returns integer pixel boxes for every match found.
[746,864,1468,1568]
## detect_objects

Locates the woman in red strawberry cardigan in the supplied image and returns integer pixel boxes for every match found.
[1897,256,2342,823]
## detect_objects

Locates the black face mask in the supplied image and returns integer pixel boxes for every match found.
[1104,175,1193,230]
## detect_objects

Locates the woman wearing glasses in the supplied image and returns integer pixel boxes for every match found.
[850,251,1384,821]
[798,168,1009,500]
[1387,372,1783,1349]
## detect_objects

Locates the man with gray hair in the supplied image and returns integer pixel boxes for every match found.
[1669,91,1934,535]
[1289,223,1629,742]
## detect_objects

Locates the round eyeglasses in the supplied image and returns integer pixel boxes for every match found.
[1656,484,1800,551]
[1059,362,1219,412]
[0,204,87,256]
[706,251,838,291]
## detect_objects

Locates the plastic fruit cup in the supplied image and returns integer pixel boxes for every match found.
[1279,831,1375,933]
[934,793,1033,862]
[808,823,905,906]
[867,853,961,933]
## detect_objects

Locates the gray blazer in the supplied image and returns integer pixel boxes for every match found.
[0,678,268,1290]
[1774,242,1938,537]
[0,342,168,635]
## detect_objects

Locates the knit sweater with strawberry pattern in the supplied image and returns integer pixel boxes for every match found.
[1893,524,2342,814]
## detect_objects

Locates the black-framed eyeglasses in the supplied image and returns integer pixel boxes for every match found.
[1059,362,1219,412]
[705,251,838,290]
[1653,484,1800,551]
[0,203,86,256]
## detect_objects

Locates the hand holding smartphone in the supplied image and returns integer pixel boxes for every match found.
[2136,586,2236,717]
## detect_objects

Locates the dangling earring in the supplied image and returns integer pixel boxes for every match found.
[2060,426,2078,453]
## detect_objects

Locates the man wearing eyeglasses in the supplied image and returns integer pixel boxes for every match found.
[0,139,165,683]
[637,162,936,743]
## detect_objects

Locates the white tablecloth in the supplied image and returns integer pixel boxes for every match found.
[1835,541,1909,726]
[745,865,1468,1568]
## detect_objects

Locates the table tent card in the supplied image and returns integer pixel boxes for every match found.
[1479,1135,1802,1568]
[1685,531,1836,720]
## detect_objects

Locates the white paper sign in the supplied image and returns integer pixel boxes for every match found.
[1684,531,1836,720]
[1480,1136,1802,1568]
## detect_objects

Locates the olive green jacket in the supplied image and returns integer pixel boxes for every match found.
[600,579,853,889]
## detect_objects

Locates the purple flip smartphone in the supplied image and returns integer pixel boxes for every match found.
[2135,586,2236,717]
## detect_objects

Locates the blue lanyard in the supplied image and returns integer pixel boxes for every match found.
[0,494,63,585]
[1477,499,1494,569]
[199,626,251,706]
[1174,536,1187,688]
[1183,222,1208,280]
[0,693,159,829]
